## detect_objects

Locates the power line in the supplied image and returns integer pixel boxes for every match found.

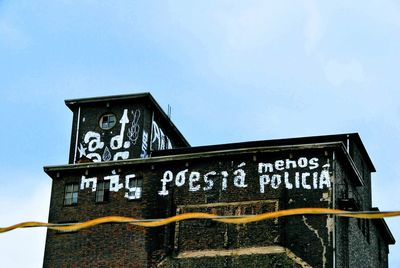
[1,208,399,234]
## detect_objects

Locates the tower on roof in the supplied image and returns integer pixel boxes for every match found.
[65,93,189,163]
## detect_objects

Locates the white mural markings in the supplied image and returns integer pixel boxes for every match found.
[175,169,188,187]
[110,109,130,150]
[113,151,129,161]
[76,157,331,199]
[158,163,246,196]
[86,152,101,162]
[151,121,172,150]
[221,171,228,191]
[79,171,140,200]
[158,171,173,196]
[140,130,149,158]
[158,157,332,196]
[203,171,216,191]
[80,176,97,192]
[76,109,178,162]
[78,144,87,157]
[77,108,138,162]
[125,174,142,200]
[84,131,105,152]
[127,109,141,145]
[233,162,248,188]
[104,170,124,192]
[189,172,201,192]
[258,157,331,193]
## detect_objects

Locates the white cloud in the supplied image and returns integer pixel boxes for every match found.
[323,58,366,87]
[303,0,323,53]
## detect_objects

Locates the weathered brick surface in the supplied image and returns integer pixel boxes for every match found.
[44,147,339,267]
[158,254,303,268]
[334,147,390,268]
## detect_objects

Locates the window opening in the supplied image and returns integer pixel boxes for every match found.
[64,183,79,206]
[96,181,110,203]
[99,113,116,130]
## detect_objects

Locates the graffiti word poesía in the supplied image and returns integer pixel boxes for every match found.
[158,157,331,196]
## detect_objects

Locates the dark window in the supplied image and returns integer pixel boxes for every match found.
[127,177,143,200]
[99,113,116,130]
[64,183,79,206]
[96,181,110,203]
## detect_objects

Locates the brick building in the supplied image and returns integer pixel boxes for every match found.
[43,93,395,267]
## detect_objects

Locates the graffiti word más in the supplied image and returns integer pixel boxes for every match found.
[80,170,141,200]
[158,162,247,196]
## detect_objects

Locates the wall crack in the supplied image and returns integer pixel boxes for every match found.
[302,216,327,268]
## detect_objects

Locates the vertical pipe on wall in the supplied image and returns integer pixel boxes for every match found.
[332,150,336,268]
[149,112,155,154]
[73,106,81,164]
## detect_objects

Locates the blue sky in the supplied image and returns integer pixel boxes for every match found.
[1,1,400,266]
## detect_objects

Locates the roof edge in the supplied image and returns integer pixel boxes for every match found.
[44,141,344,174]
[64,92,190,147]
[153,132,374,171]
[371,207,396,245]
[65,92,151,110]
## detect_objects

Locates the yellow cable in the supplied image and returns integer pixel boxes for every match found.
[1,208,399,234]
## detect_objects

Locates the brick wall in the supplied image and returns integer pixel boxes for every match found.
[44,143,390,267]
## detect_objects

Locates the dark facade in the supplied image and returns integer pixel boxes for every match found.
[65,93,189,164]
[43,93,395,267]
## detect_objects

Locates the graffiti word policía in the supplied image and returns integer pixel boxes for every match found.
[258,157,331,193]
